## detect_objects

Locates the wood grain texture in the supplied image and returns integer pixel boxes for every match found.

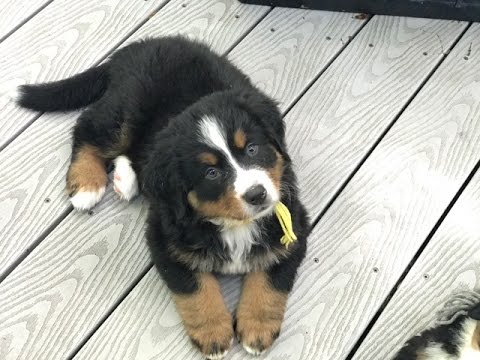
[0,0,269,279]
[228,8,366,112]
[352,169,480,360]
[0,192,150,360]
[131,0,270,54]
[266,23,479,359]
[285,16,467,215]
[72,16,470,360]
[0,112,76,278]
[0,0,165,149]
[0,0,53,42]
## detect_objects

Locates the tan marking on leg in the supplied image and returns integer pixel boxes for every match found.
[236,272,288,355]
[66,144,107,195]
[188,189,247,221]
[267,150,284,192]
[199,152,218,166]
[174,273,233,358]
[234,129,247,149]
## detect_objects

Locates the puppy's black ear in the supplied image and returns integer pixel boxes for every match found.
[237,90,290,161]
[141,133,187,220]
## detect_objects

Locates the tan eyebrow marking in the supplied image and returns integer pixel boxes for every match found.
[198,152,218,166]
[234,129,247,149]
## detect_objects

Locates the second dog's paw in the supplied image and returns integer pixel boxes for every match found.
[113,155,138,201]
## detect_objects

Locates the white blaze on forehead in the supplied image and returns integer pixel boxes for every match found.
[198,116,279,201]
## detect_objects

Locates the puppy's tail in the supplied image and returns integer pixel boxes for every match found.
[16,63,109,112]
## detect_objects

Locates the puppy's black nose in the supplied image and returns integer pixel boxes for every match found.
[243,185,267,205]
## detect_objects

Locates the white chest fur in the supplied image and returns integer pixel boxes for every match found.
[218,222,260,274]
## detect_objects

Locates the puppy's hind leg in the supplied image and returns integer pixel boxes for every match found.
[67,104,119,211]
[67,143,108,211]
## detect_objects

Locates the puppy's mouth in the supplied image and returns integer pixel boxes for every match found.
[243,198,277,221]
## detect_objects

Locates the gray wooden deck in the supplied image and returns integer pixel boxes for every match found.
[0,1,479,359]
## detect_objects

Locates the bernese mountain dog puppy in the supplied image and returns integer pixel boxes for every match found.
[16,36,310,359]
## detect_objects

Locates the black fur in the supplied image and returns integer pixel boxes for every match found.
[17,63,109,112]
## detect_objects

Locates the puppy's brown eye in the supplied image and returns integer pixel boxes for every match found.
[246,143,258,157]
[205,167,220,180]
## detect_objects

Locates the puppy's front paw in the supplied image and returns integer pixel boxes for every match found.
[235,314,281,356]
[236,272,288,356]
[189,315,234,359]
[174,273,234,359]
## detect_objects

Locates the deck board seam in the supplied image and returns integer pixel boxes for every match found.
[281,15,373,117]
[0,0,55,44]
[0,206,72,284]
[66,263,154,360]
[223,6,274,55]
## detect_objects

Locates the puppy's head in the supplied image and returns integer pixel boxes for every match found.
[143,90,289,224]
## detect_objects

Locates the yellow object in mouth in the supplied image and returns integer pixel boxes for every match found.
[274,202,297,248]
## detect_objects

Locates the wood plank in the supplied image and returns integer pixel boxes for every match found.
[0,192,150,360]
[0,0,165,150]
[0,1,270,358]
[132,0,270,54]
[286,16,467,215]
[274,23,479,359]
[228,7,366,112]
[352,167,480,359]
[0,0,54,42]
[0,0,270,280]
[73,17,469,360]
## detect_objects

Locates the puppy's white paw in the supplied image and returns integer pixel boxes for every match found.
[70,187,106,211]
[206,349,229,360]
[243,344,266,356]
[113,155,138,201]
